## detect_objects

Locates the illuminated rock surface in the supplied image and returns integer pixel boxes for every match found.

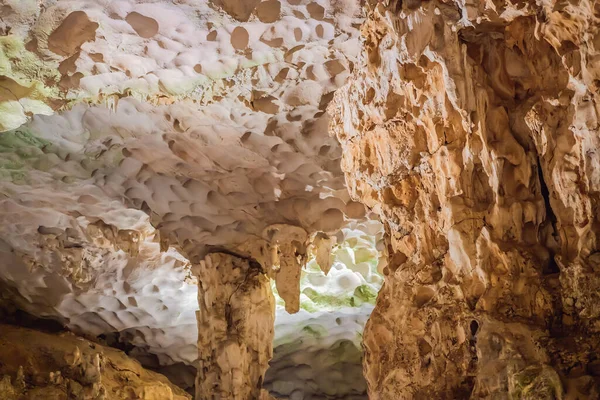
[0,0,365,381]
[266,221,382,399]
[330,0,600,398]
[3,0,599,398]
[0,323,191,400]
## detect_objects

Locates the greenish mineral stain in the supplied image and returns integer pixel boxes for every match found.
[0,36,60,97]
[353,284,378,304]
[0,36,60,131]
[0,128,50,183]
[300,301,318,313]
[302,287,353,310]
[0,127,49,151]
[509,365,563,399]
[302,324,328,338]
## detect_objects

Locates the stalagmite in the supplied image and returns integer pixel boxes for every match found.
[330,0,600,398]
[195,253,275,399]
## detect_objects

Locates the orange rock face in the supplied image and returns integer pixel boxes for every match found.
[0,324,191,400]
[330,0,600,398]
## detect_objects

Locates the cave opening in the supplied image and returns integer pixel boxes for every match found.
[265,220,384,399]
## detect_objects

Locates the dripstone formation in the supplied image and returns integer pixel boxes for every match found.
[330,0,600,398]
[195,253,275,400]
[2,0,600,398]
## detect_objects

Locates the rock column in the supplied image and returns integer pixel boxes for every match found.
[195,253,275,400]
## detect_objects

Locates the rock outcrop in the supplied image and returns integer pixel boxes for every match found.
[0,323,191,400]
[330,0,600,398]
[264,221,383,400]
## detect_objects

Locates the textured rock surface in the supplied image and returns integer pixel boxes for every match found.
[195,252,275,400]
[265,221,382,399]
[192,221,384,399]
[0,0,363,131]
[0,323,191,400]
[0,0,365,372]
[266,307,370,400]
[0,1,388,398]
[330,0,600,398]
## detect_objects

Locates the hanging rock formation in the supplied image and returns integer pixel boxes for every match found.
[0,324,190,400]
[330,0,600,398]
[264,221,383,400]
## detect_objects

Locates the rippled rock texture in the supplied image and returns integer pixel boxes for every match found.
[265,221,382,399]
[330,0,600,398]
[265,307,370,400]
[0,0,364,375]
[0,324,190,400]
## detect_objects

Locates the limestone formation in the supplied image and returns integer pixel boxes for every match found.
[0,0,385,397]
[5,0,600,397]
[0,0,365,379]
[264,221,382,399]
[0,324,190,400]
[330,0,600,398]
[195,252,275,400]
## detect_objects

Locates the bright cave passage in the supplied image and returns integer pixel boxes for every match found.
[265,220,384,400]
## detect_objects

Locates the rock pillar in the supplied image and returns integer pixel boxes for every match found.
[195,253,275,399]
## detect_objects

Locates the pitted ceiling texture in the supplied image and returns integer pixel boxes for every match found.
[0,0,366,369]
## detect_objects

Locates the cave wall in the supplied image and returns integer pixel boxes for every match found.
[0,324,191,400]
[330,0,600,398]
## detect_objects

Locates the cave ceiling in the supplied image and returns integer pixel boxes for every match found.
[0,0,367,369]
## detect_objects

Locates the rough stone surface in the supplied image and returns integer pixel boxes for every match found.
[0,323,191,400]
[10,0,600,398]
[266,307,370,400]
[195,252,275,400]
[265,221,382,399]
[0,0,365,371]
[330,0,600,398]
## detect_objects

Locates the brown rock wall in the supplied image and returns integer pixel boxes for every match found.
[330,0,600,397]
[0,324,190,400]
